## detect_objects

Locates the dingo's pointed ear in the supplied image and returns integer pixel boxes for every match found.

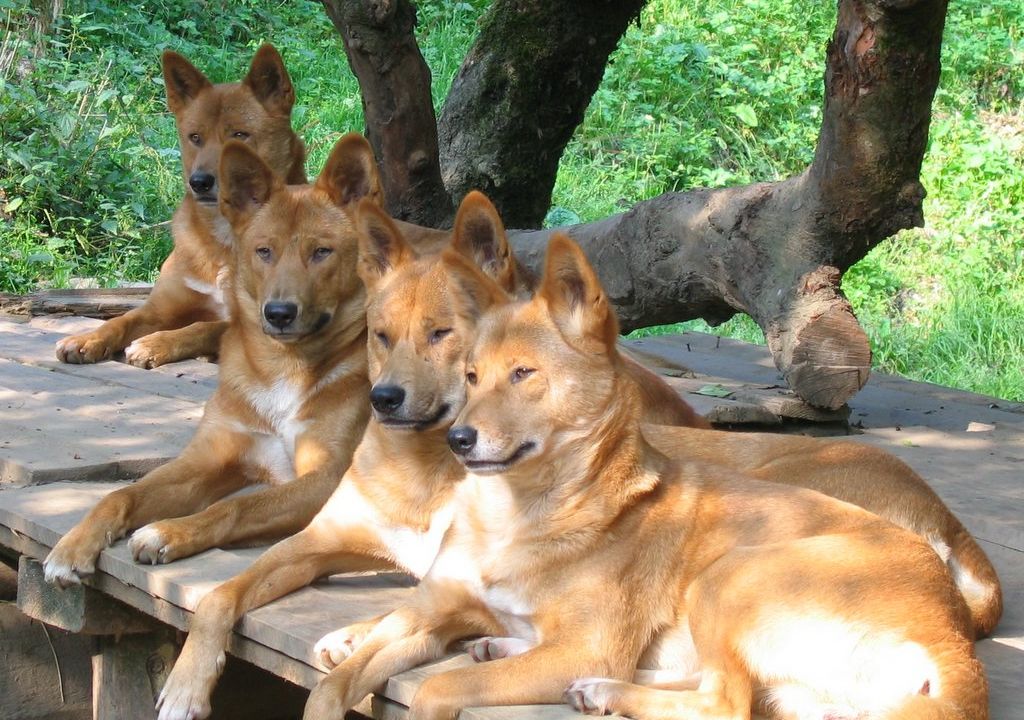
[244,44,295,116]
[162,51,212,113]
[440,249,511,318]
[538,233,619,352]
[356,199,415,290]
[316,133,384,209]
[219,141,281,226]
[452,191,517,294]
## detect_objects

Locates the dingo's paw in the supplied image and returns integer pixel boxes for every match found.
[42,549,90,588]
[464,636,533,662]
[125,333,177,369]
[128,524,174,564]
[314,620,377,669]
[56,331,116,364]
[155,649,225,720]
[129,521,199,565]
[564,678,624,716]
[44,530,109,587]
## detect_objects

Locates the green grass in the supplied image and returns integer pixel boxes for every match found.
[2,0,1022,401]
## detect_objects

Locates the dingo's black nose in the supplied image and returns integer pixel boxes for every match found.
[189,171,216,194]
[263,301,298,329]
[447,426,477,455]
[370,384,405,413]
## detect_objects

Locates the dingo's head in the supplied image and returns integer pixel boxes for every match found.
[219,133,381,343]
[162,45,305,210]
[356,193,509,431]
[449,234,625,474]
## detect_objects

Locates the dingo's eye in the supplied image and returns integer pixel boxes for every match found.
[375,331,390,349]
[232,130,250,140]
[255,247,272,262]
[511,367,535,384]
[465,371,478,385]
[429,328,452,345]
[188,133,201,145]
[312,247,333,263]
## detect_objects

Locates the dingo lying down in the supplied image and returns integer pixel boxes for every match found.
[44,134,382,586]
[302,234,988,720]
[155,193,710,720]
[155,194,513,720]
[156,202,996,720]
[56,45,306,368]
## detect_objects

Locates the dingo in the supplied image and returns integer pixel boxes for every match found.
[154,194,512,720]
[155,192,706,720]
[56,45,306,368]
[44,133,380,586]
[303,234,988,720]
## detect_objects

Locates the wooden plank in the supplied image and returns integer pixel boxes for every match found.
[0,361,201,485]
[92,631,173,720]
[0,322,218,402]
[0,516,359,693]
[852,426,1024,550]
[0,287,152,319]
[0,483,413,679]
[624,333,1024,431]
[2,478,1022,720]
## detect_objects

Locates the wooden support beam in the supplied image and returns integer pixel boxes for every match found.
[17,556,154,635]
[92,632,176,720]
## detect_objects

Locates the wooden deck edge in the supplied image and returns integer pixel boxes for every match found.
[0,524,325,691]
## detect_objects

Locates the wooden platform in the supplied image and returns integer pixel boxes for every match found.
[0,316,1021,718]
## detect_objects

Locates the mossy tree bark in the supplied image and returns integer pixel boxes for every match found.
[325,0,949,409]
[436,0,647,228]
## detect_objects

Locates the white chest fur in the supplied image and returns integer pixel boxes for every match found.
[183,265,230,319]
[326,482,454,577]
[241,379,309,484]
[428,527,539,643]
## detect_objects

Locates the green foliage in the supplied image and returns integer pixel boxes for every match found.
[595,0,1024,402]
[554,0,829,219]
[1,0,1021,400]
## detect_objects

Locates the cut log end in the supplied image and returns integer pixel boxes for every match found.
[784,304,872,409]
[767,278,873,410]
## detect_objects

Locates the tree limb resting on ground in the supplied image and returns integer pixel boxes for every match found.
[328,0,948,409]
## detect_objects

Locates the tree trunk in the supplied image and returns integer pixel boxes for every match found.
[320,0,452,226]
[437,0,647,228]
[509,0,947,409]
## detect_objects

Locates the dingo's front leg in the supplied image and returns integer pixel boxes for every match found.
[125,320,228,368]
[157,518,393,720]
[44,429,248,586]
[304,599,498,720]
[129,464,342,564]
[410,642,631,720]
[56,306,160,363]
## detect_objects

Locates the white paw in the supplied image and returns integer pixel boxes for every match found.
[43,548,91,588]
[129,525,169,565]
[124,339,162,369]
[564,677,619,716]
[124,340,147,365]
[465,636,534,662]
[314,626,366,669]
[155,651,225,720]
